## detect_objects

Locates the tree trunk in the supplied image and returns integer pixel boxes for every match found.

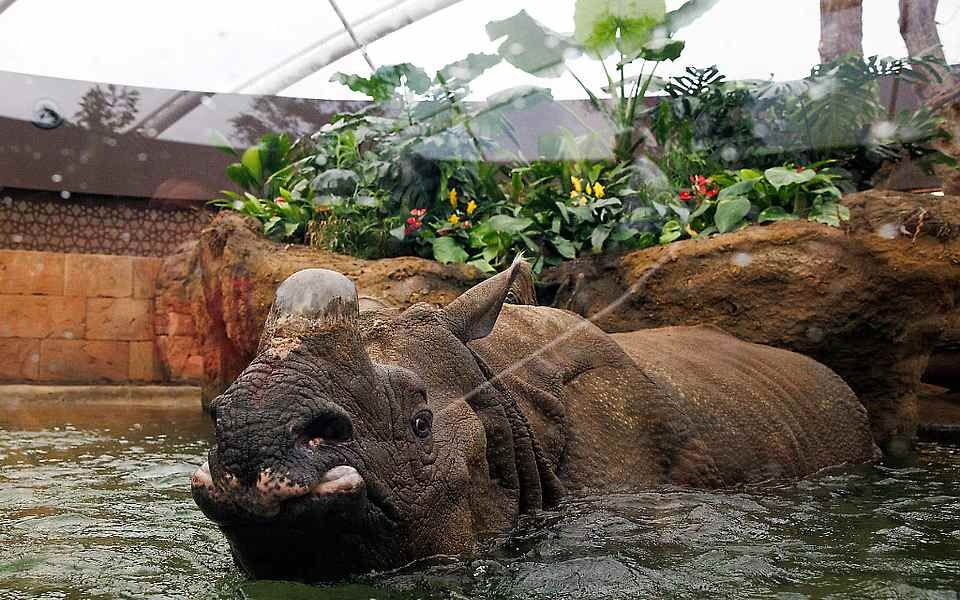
[899,0,956,101]
[819,0,864,63]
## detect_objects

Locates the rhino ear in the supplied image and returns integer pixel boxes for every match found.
[441,256,526,343]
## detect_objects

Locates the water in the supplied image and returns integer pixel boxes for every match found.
[1,401,959,599]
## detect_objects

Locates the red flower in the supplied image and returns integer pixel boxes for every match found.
[406,217,417,225]
[463,220,472,229]
[679,190,694,202]
[411,208,427,217]
[275,197,287,206]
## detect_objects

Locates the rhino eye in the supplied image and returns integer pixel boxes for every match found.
[411,410,433,439]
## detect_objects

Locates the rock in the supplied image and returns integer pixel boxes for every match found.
[155,212,481,406]
[542,190,960,450]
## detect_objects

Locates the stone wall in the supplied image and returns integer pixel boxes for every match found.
[0,249,202,384]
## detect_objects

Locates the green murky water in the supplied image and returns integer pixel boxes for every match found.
[1,400,959,599]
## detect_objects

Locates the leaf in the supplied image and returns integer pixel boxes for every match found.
[591,225,611,253]
[552,236,577,259]
[639,39,685,61]
[283,221,300,238]
[331,64,431,101]
[574,0,666,57]
[764,167,816,190]
[437,53,501,85]
[486,10,577,78]
[714,196,751,233]
[718,177,761,199]
[467,258,497,274]
[663,0,721,34]
[757,206,797,222]
[659,219,682,244]
[241,146,262,182]
[487,215,533,234]
[389,224,407,240]
[432,237,469,264]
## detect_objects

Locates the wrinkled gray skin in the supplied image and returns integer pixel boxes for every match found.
[192,259,878,581]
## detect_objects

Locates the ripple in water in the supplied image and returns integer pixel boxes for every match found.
[1,401,959,599]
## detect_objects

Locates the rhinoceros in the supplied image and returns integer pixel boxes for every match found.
[192,258,878,581]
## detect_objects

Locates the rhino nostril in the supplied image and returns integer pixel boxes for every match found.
[303,411,353,445]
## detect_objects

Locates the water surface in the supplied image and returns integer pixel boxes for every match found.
[1,400,959,599]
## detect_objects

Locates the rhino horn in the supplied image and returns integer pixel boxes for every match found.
[258,269,360,350]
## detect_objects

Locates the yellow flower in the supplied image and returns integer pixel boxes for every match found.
[448,213,460,225]
[570,176,582,194]
[570,190,579,199]
[448,188,458,209]
[593,182,605,198]
[466,200,477,215]
[578,196,588,206]
[586,183,594,196]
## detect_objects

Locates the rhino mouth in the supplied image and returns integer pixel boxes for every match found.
[191,461,374,525]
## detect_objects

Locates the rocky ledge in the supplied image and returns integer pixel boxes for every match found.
[541,190,960,450]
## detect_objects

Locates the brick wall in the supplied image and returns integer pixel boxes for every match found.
[0,249,201,384]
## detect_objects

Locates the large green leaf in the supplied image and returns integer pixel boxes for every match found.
[330,63,431,101]
[437,53,501,85]
[574,0,666,57]
[486,10,577,78]
[659,219,682,243]
[591,225,611,253]
[241,146,262,182]
[714,196,751,233]
[717,177,761,199]
[757,206,798,223]
[552,236,577,259]
[764,167,817,190]
[432,237,469,264]
[639,39,685,61]
[487,215,533,234]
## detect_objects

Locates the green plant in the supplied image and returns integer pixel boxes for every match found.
[647,164,848,244]
[485,0,719,163]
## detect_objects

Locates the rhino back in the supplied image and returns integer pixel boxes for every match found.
[472,305,724,492]
[612,325,879,484]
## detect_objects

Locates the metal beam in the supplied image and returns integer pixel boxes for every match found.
[0,0,21,17]
[136,0,463,137]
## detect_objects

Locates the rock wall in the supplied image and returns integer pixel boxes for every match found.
[155,213,481,406]
[542,190,960,449]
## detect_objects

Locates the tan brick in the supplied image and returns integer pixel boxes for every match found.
[86,298,153,341]
[39,339,129,382]
[0,338,41,380]
[0,250,65,295]
[132,257,161,299]
[0,295,85,339]
[65,254,132,298]
[129,341,160,382]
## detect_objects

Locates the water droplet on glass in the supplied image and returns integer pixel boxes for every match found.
[731,252,752,267]
[806,326,825,343]
[30,353,39,363]
[146,127,158,137]
[2,196,12,207]
[32,98,64,129]
[104,137,117,147]
[877,223,899,239]
[32,152,42,160]
[137,153,148,162]
[51,173,62,183]
[60,190,71,199]
[508,42,525,56]
[63,331,74,339]
[562,47,580,61]
[544,35,560,49]
[201,96,217,109]
[120,232,131,242]
[720,146,738,162]
[11,234,23,243]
